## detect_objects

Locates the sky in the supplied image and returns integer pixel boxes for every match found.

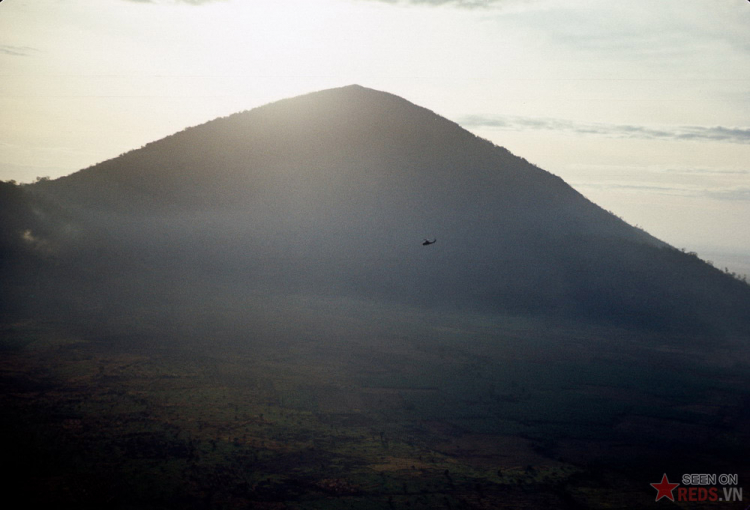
[2,0,749,274]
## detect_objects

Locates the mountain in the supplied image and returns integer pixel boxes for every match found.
[4,85,750,335]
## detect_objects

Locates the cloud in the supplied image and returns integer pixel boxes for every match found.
[0,45,39,57]
[704,187,750,202]
[573,180,750,203]
[120,0,226,5]
[356,0,512,8]
[573,181,698,197]
[457,115,750,145]
[663,168,750,176]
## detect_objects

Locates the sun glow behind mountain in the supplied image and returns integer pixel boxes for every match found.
[2,0,750,272]
[197,0,344,76]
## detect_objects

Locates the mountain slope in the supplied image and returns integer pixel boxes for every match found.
[35,86,655,243]
[8,85,750,335]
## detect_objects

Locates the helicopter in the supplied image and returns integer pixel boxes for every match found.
[422,238,437,246]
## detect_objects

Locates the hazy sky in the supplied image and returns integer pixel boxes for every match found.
[2,0,749,271]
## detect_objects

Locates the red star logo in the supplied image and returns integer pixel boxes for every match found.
[651,473,679,502]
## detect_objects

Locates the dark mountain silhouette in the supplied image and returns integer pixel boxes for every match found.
[4,85,750,335]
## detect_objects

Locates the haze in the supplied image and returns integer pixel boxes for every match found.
[1,0,749,273]
[3,7,750,504]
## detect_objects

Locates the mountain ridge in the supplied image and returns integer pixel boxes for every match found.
[34,85,661,246]
[6,85,750,335]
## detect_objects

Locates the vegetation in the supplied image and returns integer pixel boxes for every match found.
[2,86,749,508]
[2,302,748,509]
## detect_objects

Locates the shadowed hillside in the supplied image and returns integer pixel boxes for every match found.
[3,85,750,335]
[2,85,750,510]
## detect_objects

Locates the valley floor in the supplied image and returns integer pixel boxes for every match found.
[1,297,748,509]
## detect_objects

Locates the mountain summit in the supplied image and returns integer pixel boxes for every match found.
[7,85,750,334]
